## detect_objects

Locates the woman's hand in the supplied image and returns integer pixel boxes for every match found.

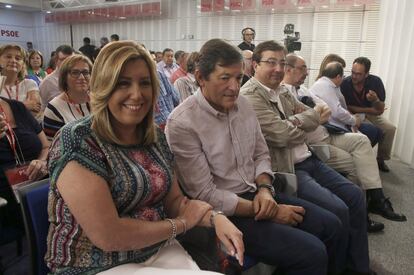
[24,100,41,113]
[214,214,244,266]
[26,159,48,181]
[177,197,212,230]
[0,113,7,138]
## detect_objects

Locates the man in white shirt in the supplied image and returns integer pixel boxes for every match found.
[284,54,406,229]
[39,45,74,110]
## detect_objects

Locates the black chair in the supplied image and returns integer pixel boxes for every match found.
[17,179,50,275]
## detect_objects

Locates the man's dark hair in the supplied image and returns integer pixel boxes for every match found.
[83,37,91,44]
[353,56,371,73]
[253,40,287,63]
[198,39,242,80]
[174,50,185,61]
[55,45,74,56]
[186,51,200,74]
[322,62,344,79]
[162,48,173,56]
[110,34,119,41]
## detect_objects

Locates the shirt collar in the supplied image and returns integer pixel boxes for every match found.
[196,88,239,118]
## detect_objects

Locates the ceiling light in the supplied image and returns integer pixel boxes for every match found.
[5,4,12,8]
[46,11,51,14]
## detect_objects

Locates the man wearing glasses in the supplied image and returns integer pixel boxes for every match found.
[340,57,395,173]
[241,41,374,275]
[238,27,256,51]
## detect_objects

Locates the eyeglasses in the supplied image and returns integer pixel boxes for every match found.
[259,59,287,69]
[69,70,91,78]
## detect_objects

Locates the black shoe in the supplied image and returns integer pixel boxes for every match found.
[377,159,390,172]
[367,217,384,233]
[368,198,407,221]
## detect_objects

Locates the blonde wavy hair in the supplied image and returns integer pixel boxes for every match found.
[90,41,159,145]
[0,44,27,80]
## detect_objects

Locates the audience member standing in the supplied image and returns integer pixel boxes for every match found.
[157,48,179,80]
[238,27,256,51]
[94,37,109,60]
[110,33,120,42]
[341,57,396,172]
[79,37,96,63]
[39,45,74,110]
[43,55,92,140]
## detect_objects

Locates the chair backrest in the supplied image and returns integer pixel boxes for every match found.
[17,179,50,275]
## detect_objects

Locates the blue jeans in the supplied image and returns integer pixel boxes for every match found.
[359,122,383,147]
[295,156,369,273]
[230,192,342,275]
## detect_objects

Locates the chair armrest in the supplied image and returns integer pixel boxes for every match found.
[273,172,298,197]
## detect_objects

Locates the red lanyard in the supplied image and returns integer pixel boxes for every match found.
[3,81,19,101]
[0,103,22,165]
[65,93,90,117]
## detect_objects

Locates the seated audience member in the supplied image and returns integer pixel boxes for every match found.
[157,48,179,80]
[40,45,74,110]
[78,37,96,63]
[341,57,395,172]
[241,50,254,86]
[170,50,188,84]
[26,50,48,86]
[316,53,345,81]
[283,54,406,229]
[0,96,49,244]
[46,51,56,74]
[155,51,163,63]
[45,41,243,274]
[167,39,344,275]
[311,61,382,147]
[174,51,199,102]
[240,41,373,275]
[0,44,41,119]
[154,70,180,129]
[43,55,92,140]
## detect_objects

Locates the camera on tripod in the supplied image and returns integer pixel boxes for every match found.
[284,24,301,53]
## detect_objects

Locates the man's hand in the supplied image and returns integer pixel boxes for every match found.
[353,114,362,129]
[271,204,305,226]
[253,189,279,221]
[366,90,379,102]
[315,104,331,124]
[294,104,306,114]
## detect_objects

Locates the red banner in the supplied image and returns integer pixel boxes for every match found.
[124,4,141,17]
[242,0,256,10]
[312,0,329,6]
[230,0,243,10]
[297,0,313,7]
[274,0,294,8]
[213,0,225,11]
[201,0,213,12]
[262,0,274,8]
[336,0,354,5]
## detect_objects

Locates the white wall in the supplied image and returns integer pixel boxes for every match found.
[0,9,35,48]
[15,0,379,86]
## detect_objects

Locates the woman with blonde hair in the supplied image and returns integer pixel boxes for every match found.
[45,41,244,274]
[26,50,48,86]
[43,54,92,140]
[316,53,346,81]
[0,44,41,118]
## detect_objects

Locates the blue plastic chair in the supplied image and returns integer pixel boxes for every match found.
[17,179,50,275]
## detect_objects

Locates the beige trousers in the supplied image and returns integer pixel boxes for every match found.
[365,114,396,160]
[98,240,222,275]
[316,132,382,190]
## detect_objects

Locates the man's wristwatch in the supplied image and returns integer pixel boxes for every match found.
[257,183,276,197]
